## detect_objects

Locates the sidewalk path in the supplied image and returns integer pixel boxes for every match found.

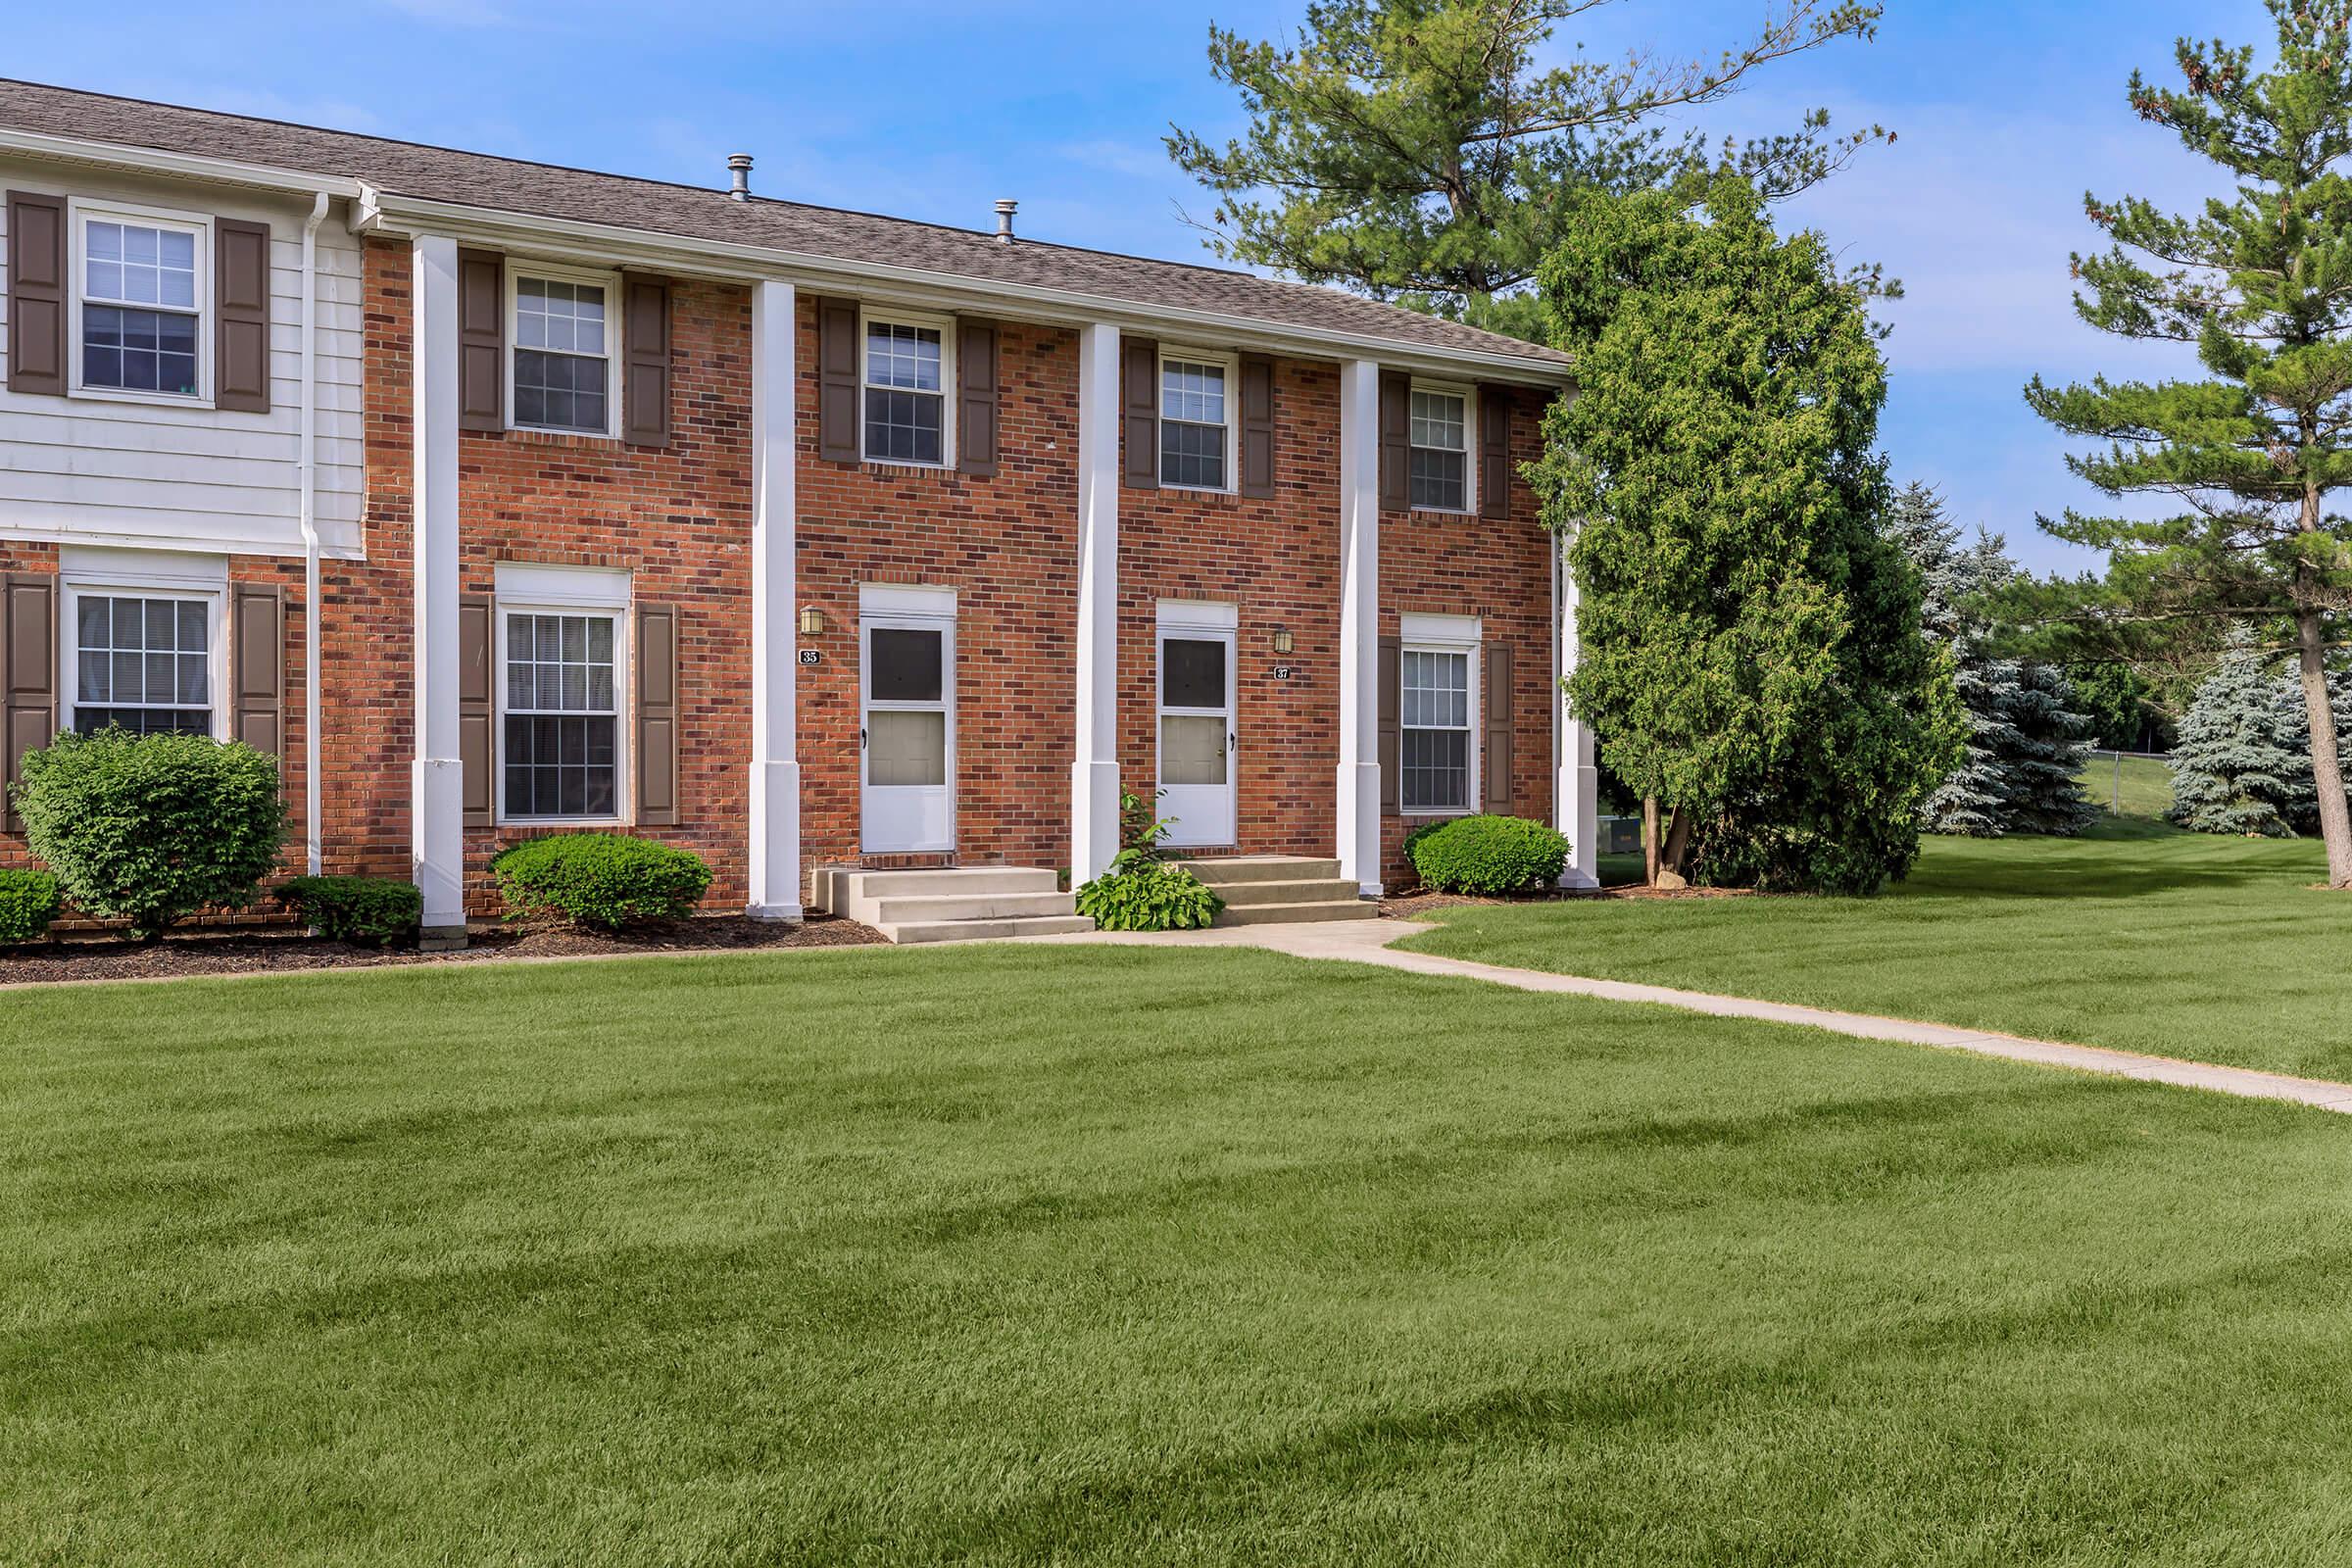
[1018,917,2352,1117]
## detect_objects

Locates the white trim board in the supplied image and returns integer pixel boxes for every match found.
[1155,598,1238,633]
[859,582,956,619]
[494,560,630,609]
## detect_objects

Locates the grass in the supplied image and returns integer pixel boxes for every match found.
[8,945,2352,1564]
[1413,816,2352,1081]
[2079,750,2177,820]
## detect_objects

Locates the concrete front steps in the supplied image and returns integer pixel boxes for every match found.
[811,866,1093,945]
[1173,856,1380,927]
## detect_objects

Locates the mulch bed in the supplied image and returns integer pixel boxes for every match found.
[1381,882,1752,918]
[0,913,886,987]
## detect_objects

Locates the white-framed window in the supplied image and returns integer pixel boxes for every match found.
[62,584,224,739]
[1408,382,1473,513]
[508,265,618,436]
[1158,350,1236,491]
[860,310,955,466]
[1399,613,1480,814]
[495,583,631,822]
[69,199,211,404]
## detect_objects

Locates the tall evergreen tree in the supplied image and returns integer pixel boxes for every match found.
[2170,631,2328,835]
[1531,175,1961,893]
[2003,662,2104,836]
[1166,0,1886,340]
[1888,486,2098,836]
[2022,0,2352,885]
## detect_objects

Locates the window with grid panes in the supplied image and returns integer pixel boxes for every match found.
[72,593,214,735]
[862,319,946,464]
[1399,647,1471,810]
[1158,357,1229,489]
[503,611,620,817]
[1408,387,1469,511]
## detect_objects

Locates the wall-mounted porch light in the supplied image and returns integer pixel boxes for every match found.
[1270,625,1295,656]
[799,607,826,637]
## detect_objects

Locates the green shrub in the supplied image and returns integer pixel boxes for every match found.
[14,730,286,939]
[1406,813,1570,896]
[277,875,421,948]
[1075,860,1224,932]
[0,868,61,945]
[491,833,711,929]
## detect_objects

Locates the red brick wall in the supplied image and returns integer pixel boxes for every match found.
[1378,384,1558,884]
[347,237,757,912]
[4,242,1563,909]
[1114,359,1343,862]
[793,304,1082,874]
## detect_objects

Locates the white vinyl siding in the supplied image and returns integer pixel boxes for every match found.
[0,163,366,561]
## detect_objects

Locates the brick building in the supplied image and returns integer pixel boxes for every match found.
[0,79,1596,943]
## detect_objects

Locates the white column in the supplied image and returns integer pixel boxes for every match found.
[1555,530,1600,888]
[1336,359,1383,897]
[747,279,804,920]
[1070,322,1123,885]
[410,235,466,939]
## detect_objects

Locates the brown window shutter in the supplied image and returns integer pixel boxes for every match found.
[956,317,999,478]
[1120,334,1158,490]
[621,275,671,448]
[1378,633,1400,814]
[1478,385,1511,521]
[215,218,272,414]
[1483,640,1514,813]
[229,582,284,758]
[7,191,67,397]
[1239,353,1275,498]
[3,572,59,832]
[459,595,495,827]
[457,249,504,432]
[635,603,679,827]
[1378,370,1411,511]
[817,296,859,464]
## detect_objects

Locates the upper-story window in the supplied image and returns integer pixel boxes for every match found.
[1408,384,1472,513]
[76,208,207,400]
[510,269,615,436]
[862,315,952,466]
[1159,354,1233,491]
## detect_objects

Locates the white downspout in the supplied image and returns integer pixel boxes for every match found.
[299,192,329,876]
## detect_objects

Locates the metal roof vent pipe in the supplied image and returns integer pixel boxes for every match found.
[727,153,754,201]
[994,198,1017,243]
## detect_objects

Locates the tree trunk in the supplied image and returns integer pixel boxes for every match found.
[2295,610,2352,889]
[1642,796,1659,887]
[1661,806,1694,877]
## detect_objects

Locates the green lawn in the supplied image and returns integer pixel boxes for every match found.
[8,946,2352,1564]
[2080,750,2177,820]
[1416,818,2352,1080]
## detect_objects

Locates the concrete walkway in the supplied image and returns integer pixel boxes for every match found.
[1019,917,2352,1117]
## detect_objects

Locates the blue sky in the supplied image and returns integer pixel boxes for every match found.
[9,0,2267,571]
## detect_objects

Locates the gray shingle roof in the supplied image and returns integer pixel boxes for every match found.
[0,78,1568,372]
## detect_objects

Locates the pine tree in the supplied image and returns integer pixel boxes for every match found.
[2002,662,2103,836]
[1166,0,1886,340]
[2169,633,2324,836]
[2021,1,2352,885]
[1887,486,2098,836]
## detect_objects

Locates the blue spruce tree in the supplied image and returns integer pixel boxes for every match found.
[1886,485,2097,836]
[2170,631,2352,835]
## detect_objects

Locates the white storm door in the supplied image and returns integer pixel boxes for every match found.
[860,615,955,853]
[1157,629,1236,848]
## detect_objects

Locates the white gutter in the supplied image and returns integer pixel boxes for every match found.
[0,126,365,200]
[298,191,329,877]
